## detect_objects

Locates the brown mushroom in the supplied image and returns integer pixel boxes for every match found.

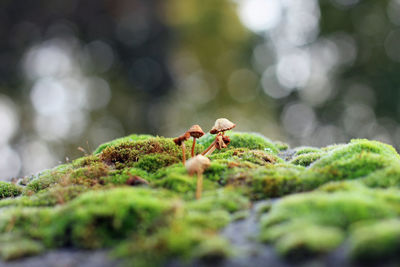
[185,155,211,199]
[201,118,235,155]
[126,175,149,186]
[188,125,205,157]
[204,134,231,156]
[210,118,236,135]
[173,132,191,164]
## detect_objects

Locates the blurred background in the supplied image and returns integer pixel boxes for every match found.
[1,0,399,180]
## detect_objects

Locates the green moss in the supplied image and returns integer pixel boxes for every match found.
[274,224,344,258]
[0,181,22,198]
[258,186,400,258]
[301,139,400,190]
[349,219,400,261]
[103,167,150,185]
[135,153,180,172]
[198,132,279,154]
[316,180,363,193]
[112,189,245,267]
[290,152,322,167]
[249,164,306,199]
[71,155,101,168]
[261,190,398,230]
[274,141,290,151]
[294,146,322,155]
[4,133,400,264]
[26,164,72,193]
[114,221,231,267]
[0,185,88,207]
[94,134,154,154]
[360,163,400,188]
[187,188,249,213]
[68,163,109,185]
[154,173,195,193]
[0,236,44,261]
[0,188,178,250]
[261,220,344,257]
[97,137,200,170]
[59,187,176,248]
[186,209,231,229]
[204,161,228,182]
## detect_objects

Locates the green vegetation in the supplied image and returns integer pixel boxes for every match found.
[0,181,21,198]
[1,133,400,264]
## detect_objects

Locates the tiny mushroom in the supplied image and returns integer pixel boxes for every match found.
[126,175,149,186]
[210,118,236,135]
[185,155,211,199]
[188,124,205,157]
[204,134,231,156]
[202,118,235,156]
[173,132,191,164]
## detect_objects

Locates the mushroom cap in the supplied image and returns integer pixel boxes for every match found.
[188,124,205,139]
[185,155,211,175]
[210,118,236,134]
[173,132,190,146]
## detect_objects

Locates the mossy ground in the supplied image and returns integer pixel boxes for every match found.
[1,133,400,265]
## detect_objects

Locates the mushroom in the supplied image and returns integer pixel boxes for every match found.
[126,175,149,186]
[173,132,191,164]
[187,125,205,157]
[210,118,236,135]
[202,118,235,155]
[204,135,231,156]
[185,155,211,199]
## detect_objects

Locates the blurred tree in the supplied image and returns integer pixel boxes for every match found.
[317,0,400,144]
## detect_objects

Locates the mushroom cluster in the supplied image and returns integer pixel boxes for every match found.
[172,118,236,198]
[202,118,235,156]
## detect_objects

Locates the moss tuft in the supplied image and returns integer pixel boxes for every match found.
[0,181,22,199]
[198,132,279,154]
[274,224,344,258]
[290,152,322,167]
[25,164,72,193]
[249,164,306,199]
[94,134,155,154]
[349,219,400,261]
[135,153,180,172]
[294,146,322,155]
[0,236,44,261]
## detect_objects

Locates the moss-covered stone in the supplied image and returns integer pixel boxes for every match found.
[259,185,400,257]
[3,133,400,265]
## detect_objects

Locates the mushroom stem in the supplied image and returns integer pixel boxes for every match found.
[191,138,197,157]
[204,145,217,156]
[201,140,216,155]
[196,170,203,199]
[182,143,186,164]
